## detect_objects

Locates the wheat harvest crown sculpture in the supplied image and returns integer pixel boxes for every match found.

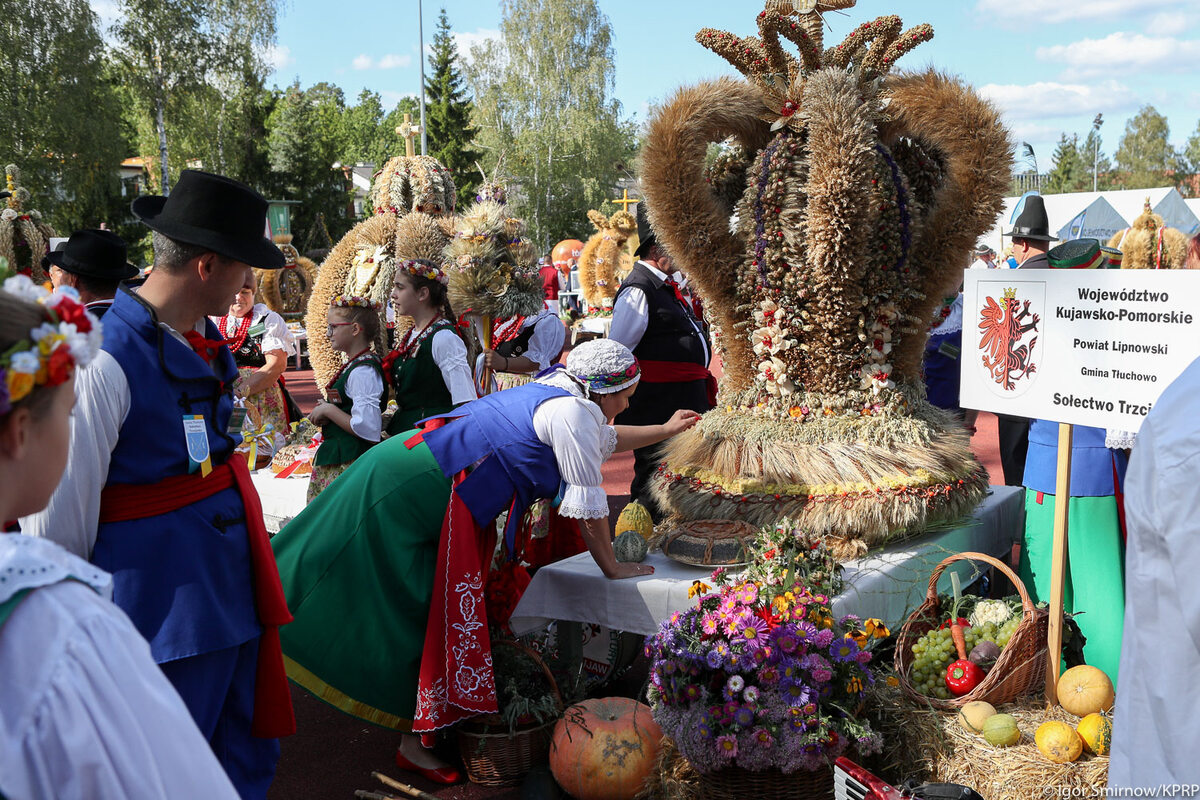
[640,1,1013,556]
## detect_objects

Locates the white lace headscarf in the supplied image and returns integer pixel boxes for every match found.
[535,339,640,398]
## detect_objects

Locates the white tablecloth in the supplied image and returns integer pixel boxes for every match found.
[510,485,1025,637]
[250,468,310,533]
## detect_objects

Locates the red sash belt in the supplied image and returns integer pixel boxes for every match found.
[99,459,296,738]
[637,359,717,406]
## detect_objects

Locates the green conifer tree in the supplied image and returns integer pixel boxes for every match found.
[425,9,482,208]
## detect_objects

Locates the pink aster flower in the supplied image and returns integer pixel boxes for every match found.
[716,734,738,759]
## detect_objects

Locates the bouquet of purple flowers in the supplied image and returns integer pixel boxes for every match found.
[645,524,886,774]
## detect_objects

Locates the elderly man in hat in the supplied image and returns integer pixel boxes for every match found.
[993,195,1059,486]
[45,229,139,318]
[969,243,998,270]
[22,170,294,798]
[609,203,714,519]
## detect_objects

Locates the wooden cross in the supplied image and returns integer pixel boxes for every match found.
[395,113,422,158]
[614,189,639,213]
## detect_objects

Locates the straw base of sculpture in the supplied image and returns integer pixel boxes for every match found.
[651,388,987,557]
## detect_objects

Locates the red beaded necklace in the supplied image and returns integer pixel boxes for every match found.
[219,313,254,351]
[325,347,373,394]
[491,315,527,345]
[393,313,444,361]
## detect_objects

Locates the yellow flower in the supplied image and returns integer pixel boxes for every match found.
[886,675,900,688]
[864,618,890,639]
[846,676,864,694]
[688,580,711,599]
[772,596,790,614]
[6,370,35,403]
[850,630,868,648]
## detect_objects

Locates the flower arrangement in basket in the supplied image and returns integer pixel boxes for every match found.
[895,552,1051,710]
[645,520,887,782]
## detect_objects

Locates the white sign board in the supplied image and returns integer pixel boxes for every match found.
[960,269,1200,432]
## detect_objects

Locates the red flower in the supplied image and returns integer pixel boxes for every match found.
[46,344,74,386]
[55,298,92,333]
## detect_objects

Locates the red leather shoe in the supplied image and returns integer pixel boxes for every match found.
[394,747,461,785]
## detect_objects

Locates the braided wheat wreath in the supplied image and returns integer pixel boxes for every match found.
[640,1,1013,555]
[305,156,457,391]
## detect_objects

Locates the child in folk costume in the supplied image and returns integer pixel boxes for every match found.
[212,269,300,455]
[382,259,474,436]
[0,276,241,798]
[306,296,386,502]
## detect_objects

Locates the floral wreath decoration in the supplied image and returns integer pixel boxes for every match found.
[399,258,449,286]
[0,268,102,414]
[330,294,383,313]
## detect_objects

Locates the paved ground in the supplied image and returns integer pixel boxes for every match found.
[268,366,1006,799]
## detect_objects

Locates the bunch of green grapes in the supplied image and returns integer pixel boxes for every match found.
[995,616,1020,648]
[907,628,957,700]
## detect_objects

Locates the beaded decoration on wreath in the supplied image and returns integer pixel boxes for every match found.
[0,266,102,414]
[636,0,1013,553]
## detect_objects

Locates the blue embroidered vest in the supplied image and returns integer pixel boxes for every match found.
[1024,420,1128,497]
[93,289,259,663]
[422,383,570,555]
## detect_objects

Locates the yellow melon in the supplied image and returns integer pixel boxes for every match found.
[1036,720,1083,763]
[958,701,997,734]
[1076,712,1112,756]
[1056,665,1115,717]
[615,501,654,540]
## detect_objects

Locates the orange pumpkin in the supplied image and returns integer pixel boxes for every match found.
[550,697,662,800]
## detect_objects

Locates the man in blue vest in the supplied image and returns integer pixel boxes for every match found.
[610,203,714,519]
[22,170,295,799]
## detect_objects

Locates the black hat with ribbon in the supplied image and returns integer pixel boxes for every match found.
[634,201,658,259]
[1004,194,1059,242]
[46,229,139,280]
[132,169,285,269]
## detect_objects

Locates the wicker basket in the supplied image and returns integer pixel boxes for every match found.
[894,551,1049,710]
[456,640,563,787]
[696,764,833,800]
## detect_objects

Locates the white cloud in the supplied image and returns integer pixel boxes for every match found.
[377,53,412,69]
[353,54,373,70]
[1146,11,1191,31]
[264,44,294,72]
[975,0,1187,24]
[1038,32,1200,79]
[979,80,1139,122]
[423,28,501,66]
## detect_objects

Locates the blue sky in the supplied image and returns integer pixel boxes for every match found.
[97,0,1200,171]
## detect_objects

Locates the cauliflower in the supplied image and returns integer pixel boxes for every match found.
[969,598,1013,627]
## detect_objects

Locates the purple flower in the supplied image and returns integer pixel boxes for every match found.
[831,636,861,664]
[743,686,760,704]
[774,631,799,654]
[758,665,780,685]
[716,734,738,759]
[683,683,704,702]
[698,720,713,739]
[662,659,678,675]
[855,650,872,665]
[706,648,725,669]
[733,705,756,727]
[795,620,817,642]
[780,678,812,707]
[752,727,775,748]
[813,628,835,649]
[813,668,833,683]
[740,617,770,650]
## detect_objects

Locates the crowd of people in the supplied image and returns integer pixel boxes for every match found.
[1,162,1197,798]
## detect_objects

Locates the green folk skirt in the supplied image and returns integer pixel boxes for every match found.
[272,432,452,730]
[1017,489,1124,686]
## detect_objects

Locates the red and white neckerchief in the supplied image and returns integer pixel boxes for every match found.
[393,313,444,361]
[219,313,254,351]
[491,315,527,345]
[324,348,373,394]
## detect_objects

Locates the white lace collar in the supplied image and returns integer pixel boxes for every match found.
[0,535,112,605]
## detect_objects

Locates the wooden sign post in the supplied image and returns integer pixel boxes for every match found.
[1045,422,1073,704]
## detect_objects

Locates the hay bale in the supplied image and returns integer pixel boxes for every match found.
[877,689,1109,799]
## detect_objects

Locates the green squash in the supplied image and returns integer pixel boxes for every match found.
[613,530,648,563]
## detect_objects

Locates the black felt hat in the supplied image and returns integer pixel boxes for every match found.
[634,202,658,259]
[46,229,138,281]
[131,169,285,269]
[1005,194,1059,242]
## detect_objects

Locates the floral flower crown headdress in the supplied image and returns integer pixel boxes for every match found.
[0,269,102,415]
[399,258,448,286]
[330,294,382,312]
